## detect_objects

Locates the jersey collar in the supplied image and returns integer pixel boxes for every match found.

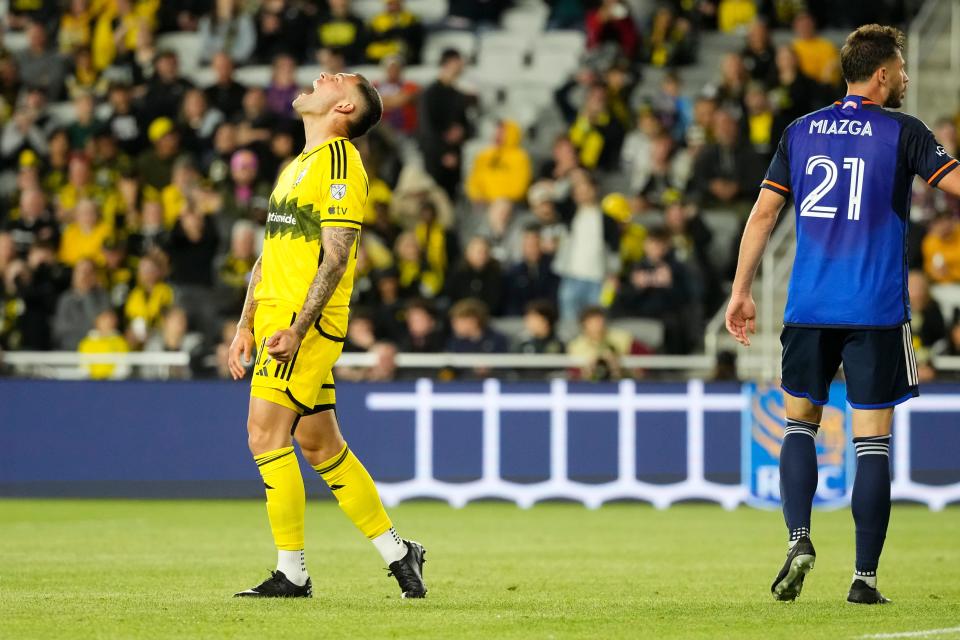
[299,136,347,162]
[834,95,881,111]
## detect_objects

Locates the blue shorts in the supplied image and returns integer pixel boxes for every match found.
[780,323,919,409]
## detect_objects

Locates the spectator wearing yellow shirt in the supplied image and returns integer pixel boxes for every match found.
[791,12,839,86]
[78,308,130,379]
[91,0,152,71]
[923,211,960,284]
[366,0,423,64]
[59,199,111,266]
[718,0,756,34]
[59,0,93,54]
[161,158,201,228]
[124,252,174,345]
[466,120,532,205]
[57,154,120,227]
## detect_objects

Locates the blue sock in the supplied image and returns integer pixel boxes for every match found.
[780,419,819,543]
[852,435,891,581]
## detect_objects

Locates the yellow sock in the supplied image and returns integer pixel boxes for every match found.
[254,446,305,551]
[313,444,392,539]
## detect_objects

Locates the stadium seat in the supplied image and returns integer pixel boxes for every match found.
[534,30,586,56]
[406,0,448,25]
[352,0,382,21]
[501,6,547,34]
[422,31,478,66]
[610,318,665,350]
[479,30,530,57]
[491,316,526,339]
[46,101,76,126]
[156,31,203,74]
[233,65,272,88]
[931,284,960,319]
[401,64,439,87]
[4,30,27,52]
[190,67,216,88]
[504,83,556,110]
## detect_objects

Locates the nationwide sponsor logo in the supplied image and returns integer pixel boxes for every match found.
[267,212,297,225]
[809,119,873,136]
[330,183,347,200]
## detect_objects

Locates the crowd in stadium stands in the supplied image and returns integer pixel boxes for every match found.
[0,0,956,382]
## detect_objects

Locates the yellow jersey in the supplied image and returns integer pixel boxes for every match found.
[255,137,368,312]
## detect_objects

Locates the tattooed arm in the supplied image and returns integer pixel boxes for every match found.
[238,255,263,330]
[267,226,358,362]
[228,256,262,379]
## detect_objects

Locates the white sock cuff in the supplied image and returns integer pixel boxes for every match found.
[372,527,407,565]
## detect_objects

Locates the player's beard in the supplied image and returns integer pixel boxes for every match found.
[884,83,905,109]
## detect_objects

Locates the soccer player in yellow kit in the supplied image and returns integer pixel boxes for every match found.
[227,72,426,599]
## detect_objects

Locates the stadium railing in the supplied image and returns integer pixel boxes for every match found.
[6,350,960,380]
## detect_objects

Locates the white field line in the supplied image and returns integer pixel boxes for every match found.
[859,627,960,639]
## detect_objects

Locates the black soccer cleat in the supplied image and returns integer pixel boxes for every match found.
[771,536,816,601]
[847,579,892,605]
[234,570,312,598]
[388,540,427,598]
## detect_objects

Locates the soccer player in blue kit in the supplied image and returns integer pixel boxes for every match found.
[726,25,960,604]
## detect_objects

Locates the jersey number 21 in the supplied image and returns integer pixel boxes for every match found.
[799,155,865,221]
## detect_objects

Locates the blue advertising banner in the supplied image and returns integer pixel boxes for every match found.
[1,379,958,508]
[743,383,853,509]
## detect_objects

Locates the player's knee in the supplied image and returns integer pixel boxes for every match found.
[297,433,346,466]
[247,416,284,455]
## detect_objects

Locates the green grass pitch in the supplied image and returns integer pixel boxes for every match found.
[1,500,958,639]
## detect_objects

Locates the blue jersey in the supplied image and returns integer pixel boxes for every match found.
[763,94,959,328]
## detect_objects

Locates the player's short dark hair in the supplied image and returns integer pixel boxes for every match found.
[346,74,382,140]
[840,24,905,84]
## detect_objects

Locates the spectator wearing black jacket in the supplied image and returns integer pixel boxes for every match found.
[254,0,310,64]
[140,50,193,124]
[446,237,503,316]
[418,49,473,198]
[5,189,59,256]
[446,298,509,355]
[503,225,560,316]
[167,205,219,336]
[613,226,696,354]
[204,53,247,120]
[515,300,565,355]
[398,298,445,353]
[312,0,368,66]
[688,109,763,211]
[741,19,778,88]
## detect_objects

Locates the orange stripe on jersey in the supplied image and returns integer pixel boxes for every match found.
[763,179,790,193]
[928,158,959,184]
[862,100,878,105]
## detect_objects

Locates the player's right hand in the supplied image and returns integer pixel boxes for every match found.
[725,293,757,347]
[228,327,255,380]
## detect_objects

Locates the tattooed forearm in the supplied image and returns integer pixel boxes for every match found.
[237,256,262,330]
[291,226,358,339]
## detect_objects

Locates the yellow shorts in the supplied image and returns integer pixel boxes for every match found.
[250,303,348,415]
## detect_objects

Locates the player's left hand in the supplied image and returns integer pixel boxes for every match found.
[267,328,301,363]
[725,293,757,347]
